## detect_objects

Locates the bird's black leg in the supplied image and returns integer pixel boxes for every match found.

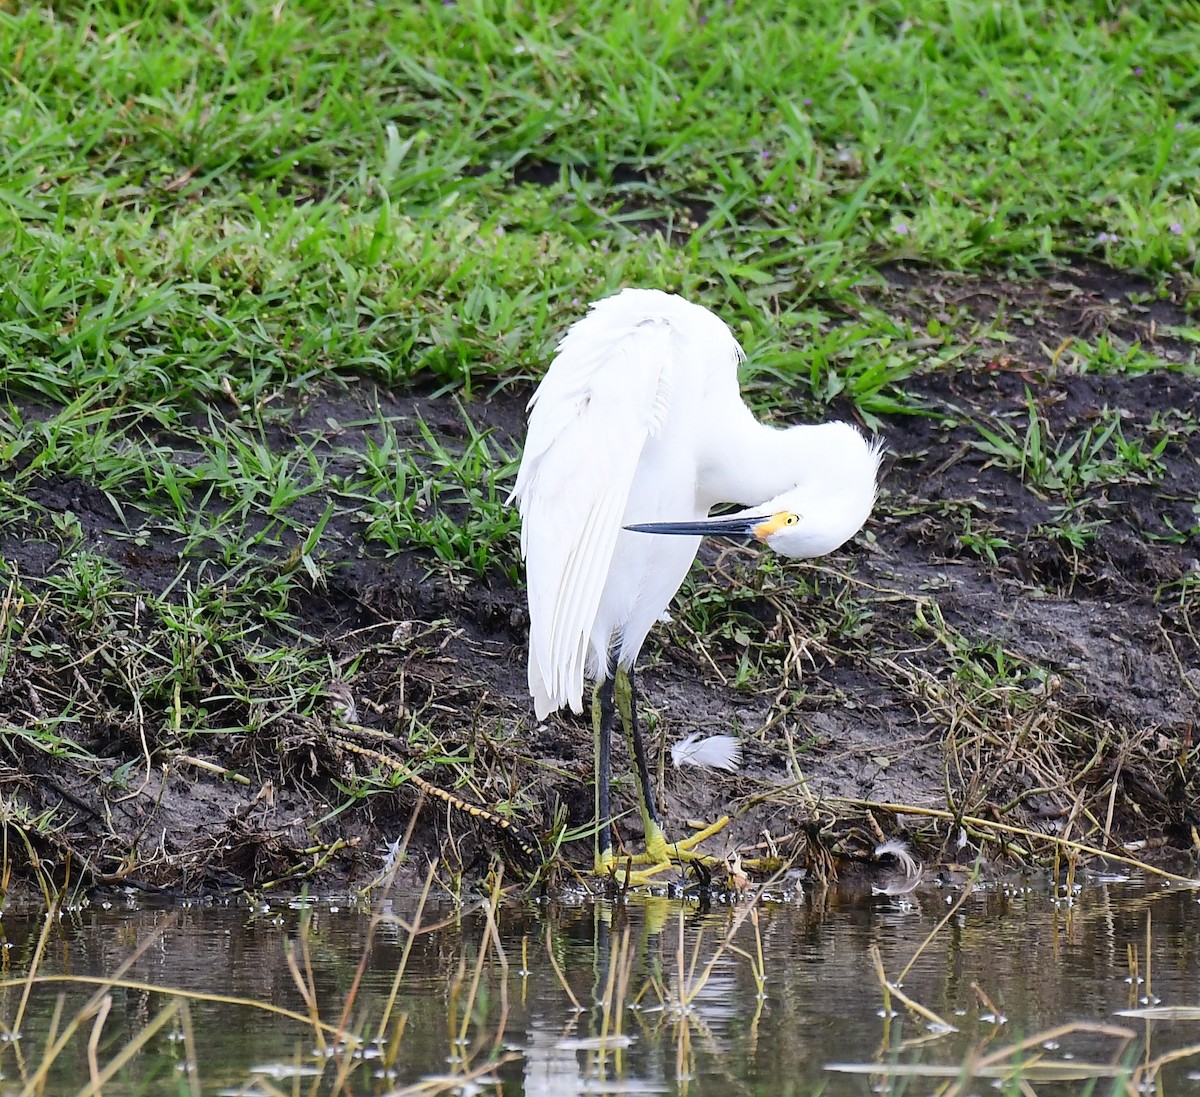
[592,666,729,885]
[615,666,662,833]
[592,673,616,871]
[616,665,731,872]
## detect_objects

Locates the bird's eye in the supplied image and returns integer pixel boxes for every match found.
[785,514,799,526]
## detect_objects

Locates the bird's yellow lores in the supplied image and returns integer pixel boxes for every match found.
[511,289,882,885]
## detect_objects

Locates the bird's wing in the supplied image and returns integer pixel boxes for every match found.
[511,303,676,718]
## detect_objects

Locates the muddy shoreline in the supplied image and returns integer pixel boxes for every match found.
[2,264,1197,897]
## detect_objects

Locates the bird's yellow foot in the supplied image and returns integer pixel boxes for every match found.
[593,817,731,888]
[594,847,679,888]
[634,816,730,866]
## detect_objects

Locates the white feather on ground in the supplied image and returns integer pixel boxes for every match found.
[671,733,742,771]
[874,838,921,878]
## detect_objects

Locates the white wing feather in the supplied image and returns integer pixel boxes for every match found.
[511,294,676,718]
[671,733,743,772]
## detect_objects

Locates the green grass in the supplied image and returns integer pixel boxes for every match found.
[1,0,1194,537]
[0,0,1198,875]
[345,411,522,576]
[971,392,1171,500]
[4,0,1197,403]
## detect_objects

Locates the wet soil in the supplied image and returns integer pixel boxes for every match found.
[2,264,1198,896]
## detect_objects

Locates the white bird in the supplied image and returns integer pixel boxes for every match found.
[510,289,881,884]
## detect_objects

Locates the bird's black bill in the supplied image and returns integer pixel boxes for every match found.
[624,515,768,541]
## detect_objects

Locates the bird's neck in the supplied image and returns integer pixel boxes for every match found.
[697,409,844,510]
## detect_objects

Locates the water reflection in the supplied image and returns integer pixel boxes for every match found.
[0,875,1197,1094]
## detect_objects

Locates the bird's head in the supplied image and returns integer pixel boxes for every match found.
[625,426,882,560]
[738,488,868,559]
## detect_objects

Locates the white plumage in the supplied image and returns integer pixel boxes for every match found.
[671,733,744,772]
[510,288,882,721]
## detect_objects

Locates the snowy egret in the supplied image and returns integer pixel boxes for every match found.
[510,289,881,884]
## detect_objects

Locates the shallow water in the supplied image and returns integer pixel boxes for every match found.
[0,873,1198,1095]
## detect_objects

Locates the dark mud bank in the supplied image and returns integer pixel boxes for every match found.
[2,267,1198,896]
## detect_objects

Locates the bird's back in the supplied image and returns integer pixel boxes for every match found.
[511,289,742,719]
